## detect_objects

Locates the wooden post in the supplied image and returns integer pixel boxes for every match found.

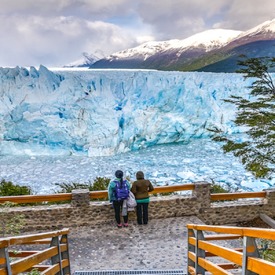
[50,236,64,275]
[242,236,260,275]
[61,233,71,274]
[195,230,205,275]
[187,228,195,275]
[0,247,12,275]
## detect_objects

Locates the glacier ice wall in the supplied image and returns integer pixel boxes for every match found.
[0,66,254,157]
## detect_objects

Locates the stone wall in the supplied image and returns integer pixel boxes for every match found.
[1,182,275,232]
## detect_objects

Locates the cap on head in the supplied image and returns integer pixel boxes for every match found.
[115,170,123,179]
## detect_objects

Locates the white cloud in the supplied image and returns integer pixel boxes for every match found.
[0,0,274,67]
[0,15,137,67]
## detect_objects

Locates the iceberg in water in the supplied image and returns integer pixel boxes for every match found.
[0,66,257,157]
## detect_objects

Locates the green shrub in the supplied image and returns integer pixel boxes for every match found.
[90,177,110,191]
[55,177,111,201]
[0,179,31,196]
[26,268,41,275]
[55,182,90,193]
[56,177,110,193]
[209,179,240,194]
[0,202,25,237]
[258,239,275,263]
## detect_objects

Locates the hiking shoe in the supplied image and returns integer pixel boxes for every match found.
[123,223,129,227]
[117,223,122,228]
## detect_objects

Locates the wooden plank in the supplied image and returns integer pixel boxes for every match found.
[187,224,243,234]
[9,251,40,257]
[198,257,233,275]
[205,234,241,241]
[150,184,195,194]
[19,238,52,245]
[7,229,69,245]
[25,265,51,271]
[188,251,196,262]
[0,193,72,204]
[10,247,58,274]
[10,244,67,274]
[188,237,196,246]
[0,241,8,249]
[41,259,69,275]
[206,248,243,257]
[198,240,243,266]
[211,191,266,201]
[0,258,6,265]
[0,183,195,204]
[187,224,275,240]
[0,268,7,275]
[187,265,196,275]
[217,263,241,270]
[89,184,195,199]
[247,256,275,274]
[89,190,108,199]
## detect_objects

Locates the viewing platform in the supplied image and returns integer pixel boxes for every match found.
[69,216,204,274]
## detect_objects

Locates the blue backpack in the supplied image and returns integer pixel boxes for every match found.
[115,180,129,200]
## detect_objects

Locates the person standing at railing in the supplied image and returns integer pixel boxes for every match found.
[108,170,131,228]
[131,171,154,225]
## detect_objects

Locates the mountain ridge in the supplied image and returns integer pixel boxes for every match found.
[67,18,275,72]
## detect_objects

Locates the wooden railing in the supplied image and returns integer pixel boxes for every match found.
[0,183,268,205]
[187,224,275,275]
[0,184,195,204]
[0,228,70,274]
[210,191,267,201]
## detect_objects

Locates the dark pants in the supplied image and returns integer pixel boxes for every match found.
[113,200,128,224]
[136,202,149,224]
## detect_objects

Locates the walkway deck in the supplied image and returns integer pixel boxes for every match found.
[69,216,204,274]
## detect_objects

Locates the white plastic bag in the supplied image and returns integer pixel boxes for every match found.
[122,199,128,216]
[126,191,137,209]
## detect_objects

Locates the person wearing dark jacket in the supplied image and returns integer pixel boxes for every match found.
[131,171,154,225]
[108,170,131,228]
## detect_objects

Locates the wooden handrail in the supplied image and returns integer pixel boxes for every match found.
[187,224,275,240]
[0,184,268,205]
[89,184,195,199]
[0,193,72,204]
[0,228,69,246]
[187,224,275,275]
[0,184,195,204]
[0,228,71,274]
[211,191,266,201]
[151,184,195,194]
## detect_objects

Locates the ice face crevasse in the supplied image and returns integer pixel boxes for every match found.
[0,66,254,157]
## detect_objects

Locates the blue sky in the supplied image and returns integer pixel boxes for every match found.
[0,0,274,67]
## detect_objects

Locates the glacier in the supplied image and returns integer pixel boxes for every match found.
[0,66,274,194]
[0,66,250,157]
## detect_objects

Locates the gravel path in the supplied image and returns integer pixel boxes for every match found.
[68,216,204,274]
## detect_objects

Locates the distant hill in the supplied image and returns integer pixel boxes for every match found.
[68,19,275,72]
[197,40,275,72]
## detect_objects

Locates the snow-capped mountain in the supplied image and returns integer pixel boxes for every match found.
[89,18,275,72]
[65,51,105,68]
[106,29,242,61]
[197,18,275,72]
